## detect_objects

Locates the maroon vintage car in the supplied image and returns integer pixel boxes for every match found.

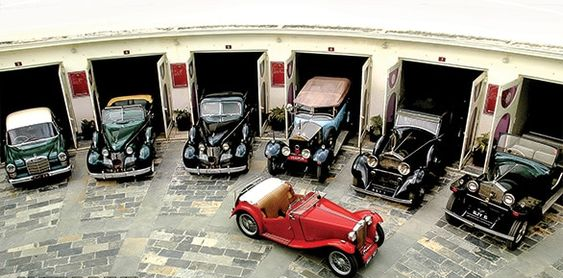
[231,177,384,277]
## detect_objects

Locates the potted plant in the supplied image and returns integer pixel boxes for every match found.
[175,109,192,131]
[472,132,489,166]
[269,107,285,131]
[368,115,383,142]
[81,119,96,140]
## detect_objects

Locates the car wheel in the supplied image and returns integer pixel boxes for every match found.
[236,212,260,239]
[445,194,463,226]
[327,249,358,278]
[506,219,528,250]
[317,164,328,183]
[375,223,385,247]
[267,160,280,176]
[242,154,251,174]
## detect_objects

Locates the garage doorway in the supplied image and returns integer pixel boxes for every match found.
[0,63,78,149]
[87,54,173,138]
[187,51,269,136]
[484,76,563,170]
[383,59,486,167]
[284,51,371,147]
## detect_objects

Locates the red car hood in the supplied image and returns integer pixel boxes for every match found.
[298,197,361,242]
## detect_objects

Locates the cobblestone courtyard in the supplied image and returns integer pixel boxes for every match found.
[0,139,561,278]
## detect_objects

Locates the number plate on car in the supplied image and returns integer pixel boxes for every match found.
[288,155,308,163]
[471,208,489,220]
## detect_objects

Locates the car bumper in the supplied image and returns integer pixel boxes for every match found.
[9,165,72,185]
[444,208,514,241]
[89,162,154,179]
[185,165,247,175]
[351,185,412,205]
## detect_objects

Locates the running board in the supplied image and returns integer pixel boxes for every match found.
[542,186,563,214]
[262,232,291,245]
[334,130,349,155]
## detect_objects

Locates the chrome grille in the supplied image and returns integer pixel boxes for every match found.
[357,223,367,248]
[379,157,400,170]
[206,147,221,158]
[26,156,50,175]
[477,183,504,204]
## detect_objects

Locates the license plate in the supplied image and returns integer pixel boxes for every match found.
[471,209,489,220]
[288,155,308,163]
[32,173,49,180]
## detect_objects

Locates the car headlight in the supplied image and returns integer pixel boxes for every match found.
[347,231,356,242]
[467,180,479,193]
[302,149,311,159]
[6,164,16,173]
[199,143,205,152]
[222,143,230,151]
[126,146,134,155]
[398,162,410,175]
[367,155,378,168]
[101,148,109,157]
[503,193,515,206]
[57,152,67,161]
[364,215,373,225]
[281,146,291,156]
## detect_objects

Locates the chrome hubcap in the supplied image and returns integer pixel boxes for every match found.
[516,221,527,243]
[240,214,257,235]
[329,251,351,275]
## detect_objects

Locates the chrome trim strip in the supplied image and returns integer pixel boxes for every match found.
[9,164,72,185]
[444,209,514,241]
[89,162,153,179]
[351,185,412,205]
[185,165,247,174]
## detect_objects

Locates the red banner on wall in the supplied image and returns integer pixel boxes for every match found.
[68,71,89,97]
[171,63,188,88]
[271,62,284,87]
[484,84,499,114]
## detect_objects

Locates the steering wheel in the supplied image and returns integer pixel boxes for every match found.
[507,147,525,157]
[13,135,30,144]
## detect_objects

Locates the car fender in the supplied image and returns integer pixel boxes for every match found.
[325,240,357,255]
[353,210,384,224]
[351,154,370,189]
[265,140,286,159]
[396,169,425,196]
[231,204,265,231]
[313,148,331,165]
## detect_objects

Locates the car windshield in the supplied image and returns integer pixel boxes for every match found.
[296,105,334,117]
[493,152,550,179]
[200,101,242,122]
[7,122,58,145]
[102,106,145,124]
[382,128,433,158]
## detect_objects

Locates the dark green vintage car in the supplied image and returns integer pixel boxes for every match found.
[4,107,71,186]
[87,95,156,179]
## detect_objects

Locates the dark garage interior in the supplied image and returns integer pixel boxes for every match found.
[194,52,263,131]
[0,65,74,147]
[400,61,483,161]
[295,53,368,134]
[91,55,166,134]
[522,78,563,141]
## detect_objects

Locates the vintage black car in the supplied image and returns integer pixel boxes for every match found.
[183,91,253,174]
[265,77,351,182]
[351,109,452,208]
[87,95,156,179]
[445,133,563,250]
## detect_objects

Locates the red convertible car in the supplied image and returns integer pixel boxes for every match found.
[231,178,384,277]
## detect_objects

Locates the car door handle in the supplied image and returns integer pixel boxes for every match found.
[289,213,295,220]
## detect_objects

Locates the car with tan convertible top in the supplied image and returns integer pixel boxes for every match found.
[232,177,384,277]
[87,94,156,179]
